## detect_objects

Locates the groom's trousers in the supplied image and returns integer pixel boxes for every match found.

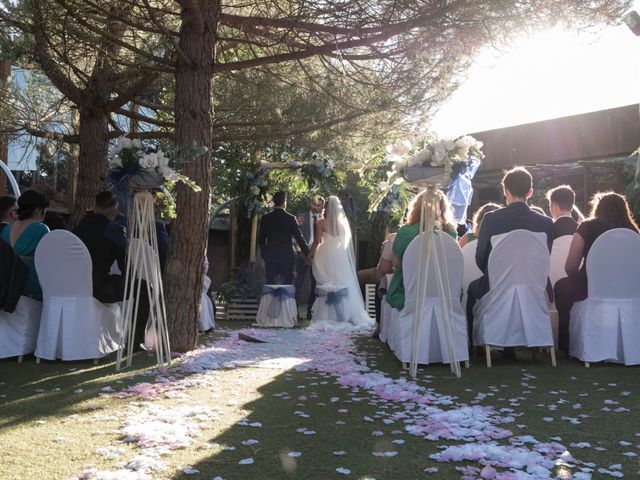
[265,259,295,284]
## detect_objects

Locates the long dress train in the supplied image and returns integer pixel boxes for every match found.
[310,232,374,331]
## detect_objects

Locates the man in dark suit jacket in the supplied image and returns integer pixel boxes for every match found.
[73,191,127,303]
[259,191,309,284]
[467,167,554,333]
[546,185,579,239]
[73,191,149,349]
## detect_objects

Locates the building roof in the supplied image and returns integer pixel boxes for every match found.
[471,104,640,171]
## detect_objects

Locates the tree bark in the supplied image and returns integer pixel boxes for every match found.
[70,112,109,226]
[0,59,11,195]
[164,1,217,352]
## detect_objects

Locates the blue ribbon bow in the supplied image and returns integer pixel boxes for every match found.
[263,285,295,318]
[315,287,349,323]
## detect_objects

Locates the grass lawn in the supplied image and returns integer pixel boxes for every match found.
[1,321,639,479]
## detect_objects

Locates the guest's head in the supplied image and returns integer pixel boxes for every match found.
[0,195,17,223]
[310,195,325,214]
[405,189,457,234]
[501,167,533,204]
[273,191,286,208]
[17,190,49,221]
[546,185,575,220]
[95,191,119,221]
[471,202,501,236]
[589,191,639,233]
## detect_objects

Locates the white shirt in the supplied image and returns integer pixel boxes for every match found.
[309,211,316,245]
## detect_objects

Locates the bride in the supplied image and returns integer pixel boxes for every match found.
[306,196,374,330]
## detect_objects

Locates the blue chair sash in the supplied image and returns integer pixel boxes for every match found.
[315,287,349,323]
[263,285,295,318]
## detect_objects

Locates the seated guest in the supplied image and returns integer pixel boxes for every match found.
[73,191,149,350]
[43,210,68,231]
[467,167,553,335]
[110,214,170,272]
[0,195,18,233]
[0,190,50,301]
[386,189,457,310]
[73,191,126,302]
[546,185,579,239]
[554,192,640,354]
[458,202,501,248]
[372,231,396,338]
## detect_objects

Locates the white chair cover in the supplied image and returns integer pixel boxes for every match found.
[379,296,397,343]
[34,230,122,361]
[388,232,469,364]
[0,296,42,358]
[461,240,482,308]
[549,235,572,288]
[570,229,640,365]
[256,284,297,327]
[473,229,553,348]
[311,284,351,328]
[547,235,573,349]
[199,275,215,332]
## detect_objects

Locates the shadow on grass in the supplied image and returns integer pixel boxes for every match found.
[0,329,230,431]
[168,333,640,480]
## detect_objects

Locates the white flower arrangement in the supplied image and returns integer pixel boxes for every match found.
[387,133,484,173]
[370,132,484,211]
[108,137,200,191]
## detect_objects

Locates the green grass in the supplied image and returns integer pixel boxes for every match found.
[1,323,640,479]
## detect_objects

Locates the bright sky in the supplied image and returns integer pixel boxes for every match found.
[430,7,640,137]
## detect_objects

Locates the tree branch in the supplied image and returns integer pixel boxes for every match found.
[213,28,408,73]
[105,72,160,111]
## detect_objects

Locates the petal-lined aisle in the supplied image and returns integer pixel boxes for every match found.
[60,327,640,479]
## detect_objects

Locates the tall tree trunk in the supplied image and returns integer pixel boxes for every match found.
[70,112,109,226]
[165,1,217,352]
[0,59,11,195]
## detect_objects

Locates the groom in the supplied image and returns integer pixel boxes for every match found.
[295,195,325,319]
[258,191,309,284]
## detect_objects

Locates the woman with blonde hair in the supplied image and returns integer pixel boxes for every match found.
[385,189,457,310]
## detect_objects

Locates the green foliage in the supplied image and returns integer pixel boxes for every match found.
[218,261,265,303]
[624,154,640,224]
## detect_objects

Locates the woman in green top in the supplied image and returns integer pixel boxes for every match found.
[458,202,501,248]
[385,189,458,310]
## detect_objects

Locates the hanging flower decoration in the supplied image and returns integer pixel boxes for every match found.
[371,133,484,212]
[108,137,201,191]
[243,151,340,218]
[269,151,337,190]
[243,169,270,217]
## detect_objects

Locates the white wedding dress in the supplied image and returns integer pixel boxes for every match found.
[309,196,374,331]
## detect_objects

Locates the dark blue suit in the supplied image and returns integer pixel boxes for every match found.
[258,207,309,284]
[467,202,554,332]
